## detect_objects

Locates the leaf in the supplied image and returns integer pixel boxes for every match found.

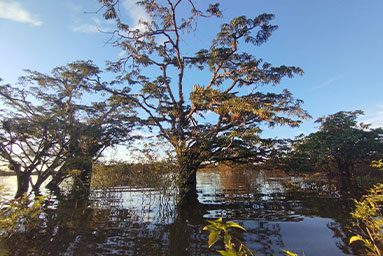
[281,249,299,256]
[226,221,246,231]
[223,234,233,250]
[349,235,365,245]
[208,231,221,248]
[207,218,223,225]
[217,250,238,256]
[203,224,216,231]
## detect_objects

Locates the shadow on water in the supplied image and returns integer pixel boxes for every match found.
[0,169,363,255]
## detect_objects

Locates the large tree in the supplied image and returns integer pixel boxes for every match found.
[0,61,136,197]
[98,0,309,197]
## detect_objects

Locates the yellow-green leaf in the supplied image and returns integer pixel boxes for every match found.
[226,221,246,231]
[281,249,299,256]
[208,231,221,248]
[349,235,365,245]
[217,250,238,256]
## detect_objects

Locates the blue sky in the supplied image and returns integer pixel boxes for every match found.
[1,0,383,142]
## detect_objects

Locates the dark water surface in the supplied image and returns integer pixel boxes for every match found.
[0,169,358,256]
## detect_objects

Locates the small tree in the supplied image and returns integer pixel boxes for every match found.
[98,0,309,197]
[0,61,136,197]
[285,111,383,177]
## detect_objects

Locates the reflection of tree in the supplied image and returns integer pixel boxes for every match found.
[3,187,177,255]
[327,221,356,255]
[1,169,361,255]
[244,221,283,255]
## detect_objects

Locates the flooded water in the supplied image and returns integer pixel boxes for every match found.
[0,169,359,255]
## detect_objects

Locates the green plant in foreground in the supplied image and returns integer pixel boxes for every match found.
[371,159,383,170]
[349,183,383,256]
[0,190,45,238]
[203,218,299,256]
[203,218,254,256]
[349,160,383,256]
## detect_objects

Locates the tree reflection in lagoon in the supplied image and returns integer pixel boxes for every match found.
[0,169,357,255]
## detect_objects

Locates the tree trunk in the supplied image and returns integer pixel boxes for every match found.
[72,161,93,197]
[15,172,30,198]
[177,155,201,205]
[337,161,358,195]
[32,175,49,196]
[46,171,66,192]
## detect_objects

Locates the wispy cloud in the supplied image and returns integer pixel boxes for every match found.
[72,18,110,33]
[360,105,383,128]
[0,0,42,26]
[307,76,340,92]
[122,0,152,31]
[72,23,99,33]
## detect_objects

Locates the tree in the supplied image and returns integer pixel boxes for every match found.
[0,61,136,197]
[98,0,309,198]
[285,111,383,177]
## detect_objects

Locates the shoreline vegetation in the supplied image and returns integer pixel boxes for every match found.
[0,170,39,176]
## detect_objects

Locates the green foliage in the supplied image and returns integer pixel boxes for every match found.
[203,218,301,256]
[281,250,299,256]
[0,189,45,238]
[0,61,137,196]
[203,218,253,256]
[98,0,309,181]
[349,183,383,255]
[371,160,383,170]
[283,111,383,176]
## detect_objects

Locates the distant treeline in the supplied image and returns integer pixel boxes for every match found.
[0,170,39,176]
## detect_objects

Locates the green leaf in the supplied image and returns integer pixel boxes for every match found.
[203,225,218,232]
[207,218,223,225]
[226,221,246,231]
[208,231,221,248]
[223,234,233,250]
[281,249,299,256]
[217,250,238,256]
[349,235,365,245]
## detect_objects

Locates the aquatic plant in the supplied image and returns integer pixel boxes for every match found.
[349,160,383,256]
[0,187,45,238]
[203,218,300,256]
[349,183,383,256]
[203,218,254,256]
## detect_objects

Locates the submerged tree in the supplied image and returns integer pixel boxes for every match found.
[98,0,309,198]
[0,61,136,197]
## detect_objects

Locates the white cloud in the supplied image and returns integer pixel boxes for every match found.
[360,105,383,128]
[122,0,152,31]
[72,23,99,33]
[72,18,109,33]
[0,0,42,26]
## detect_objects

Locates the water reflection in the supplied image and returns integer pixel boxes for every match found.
[0,169,357,255]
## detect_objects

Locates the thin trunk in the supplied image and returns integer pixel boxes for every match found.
[32,174,49,196]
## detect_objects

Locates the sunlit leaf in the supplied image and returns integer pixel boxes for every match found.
[281,249,299,256]
[349,235,365,245]
[226,221,246,231]
[208,231,221,248]
[217,250,238,256]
